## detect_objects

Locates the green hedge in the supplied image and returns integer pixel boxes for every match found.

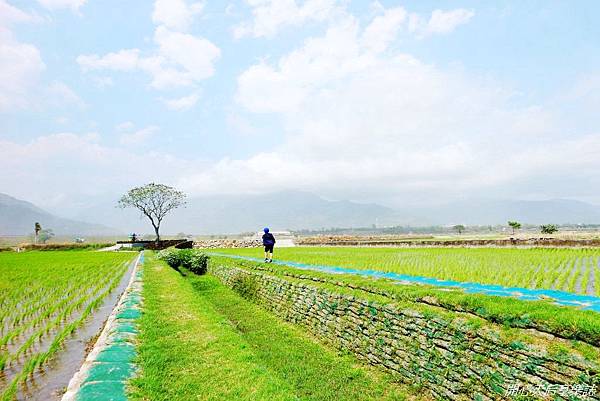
[20,243,114,251]
[157,248,209,275]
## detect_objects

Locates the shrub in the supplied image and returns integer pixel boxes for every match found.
[157,248,209,275]
[157,248,180,267]
[540,224,558,234]
[178,249,210,275]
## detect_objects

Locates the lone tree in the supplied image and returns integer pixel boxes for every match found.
[508,221,521,235]
[34,222,42,244]
[118,183,186,242]
[540,224,558,235]
[453,224,465,235]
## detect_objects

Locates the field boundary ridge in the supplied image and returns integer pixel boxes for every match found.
[209,260,600,400]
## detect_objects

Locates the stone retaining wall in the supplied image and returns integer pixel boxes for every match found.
[194,239,261,249]
[210,263,600,401]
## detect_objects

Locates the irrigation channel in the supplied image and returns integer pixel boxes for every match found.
[210,253,600,312]
[11,254,140,401]
[61,252,143,401]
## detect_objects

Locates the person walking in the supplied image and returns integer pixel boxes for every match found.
[262,227,276,263]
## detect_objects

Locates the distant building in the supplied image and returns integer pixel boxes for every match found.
[245,230,296,247]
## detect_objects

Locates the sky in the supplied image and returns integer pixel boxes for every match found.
[1,0,600,214]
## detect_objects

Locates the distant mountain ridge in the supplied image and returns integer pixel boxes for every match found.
[409,198,600,226]
[0,193,119,236]
[71,191,600,234]
[2,191,600,236]
[70,191,398,235]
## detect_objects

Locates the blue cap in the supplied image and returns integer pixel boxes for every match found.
[263,227,269,233]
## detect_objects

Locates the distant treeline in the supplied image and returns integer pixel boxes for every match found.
[293,223,600,236]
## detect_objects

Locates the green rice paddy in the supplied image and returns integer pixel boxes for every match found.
[216,247,600,296]
[0,251,132,400]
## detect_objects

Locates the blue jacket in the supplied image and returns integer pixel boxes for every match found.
[262,233,276,246]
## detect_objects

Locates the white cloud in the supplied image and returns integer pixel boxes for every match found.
[0,0,42,25]
[233,1,472,40]
[162,92,200,110]
[36,0,86,11]
[361,6,406,53]
[77,28,220,90]
[176,6,600,204]
[45,81,86,108]
[119,125,160,145]
[0,133,196,210]
[152,0,204,31]
[427,9,474,34]
[0,30,45,111]
[409,8,474,37]
[77,49,141,72]
[153,26,220,83]
[0,2,47,111]
[236,16,393,113]
[233,0,339,38]
[77,0,219,93]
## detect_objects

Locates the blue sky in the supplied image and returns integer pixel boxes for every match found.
[1,0,600,213]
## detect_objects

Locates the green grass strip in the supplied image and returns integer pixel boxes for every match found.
[130,254,418,401]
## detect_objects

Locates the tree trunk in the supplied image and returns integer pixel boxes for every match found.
[154,224,160,243]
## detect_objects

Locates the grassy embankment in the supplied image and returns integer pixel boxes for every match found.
[208,252,600,349]
[130,253,423,401]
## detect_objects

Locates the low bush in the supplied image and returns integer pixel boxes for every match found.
[20,243,114,251]
[157,248,209,275]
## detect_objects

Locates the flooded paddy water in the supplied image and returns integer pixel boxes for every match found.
[0,255,137,401]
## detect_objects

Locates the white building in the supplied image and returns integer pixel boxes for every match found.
[245,230,296,247]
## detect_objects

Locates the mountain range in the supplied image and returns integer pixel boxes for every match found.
[2,191,600,236]
[0,193,119,236]
[67,191,397,235]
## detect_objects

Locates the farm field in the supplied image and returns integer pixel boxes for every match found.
[205,249,600,399]
[216,247,600,296]
[130,253,422,401]
[0,251,133,401]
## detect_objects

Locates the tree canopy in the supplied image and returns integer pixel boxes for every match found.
[508,221,521,235]
[453,224,465,234]
[540,224,558,234]
[118,183,186,241]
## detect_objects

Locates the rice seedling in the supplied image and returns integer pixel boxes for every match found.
[0,251,132,401]
[216,247,600,296]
